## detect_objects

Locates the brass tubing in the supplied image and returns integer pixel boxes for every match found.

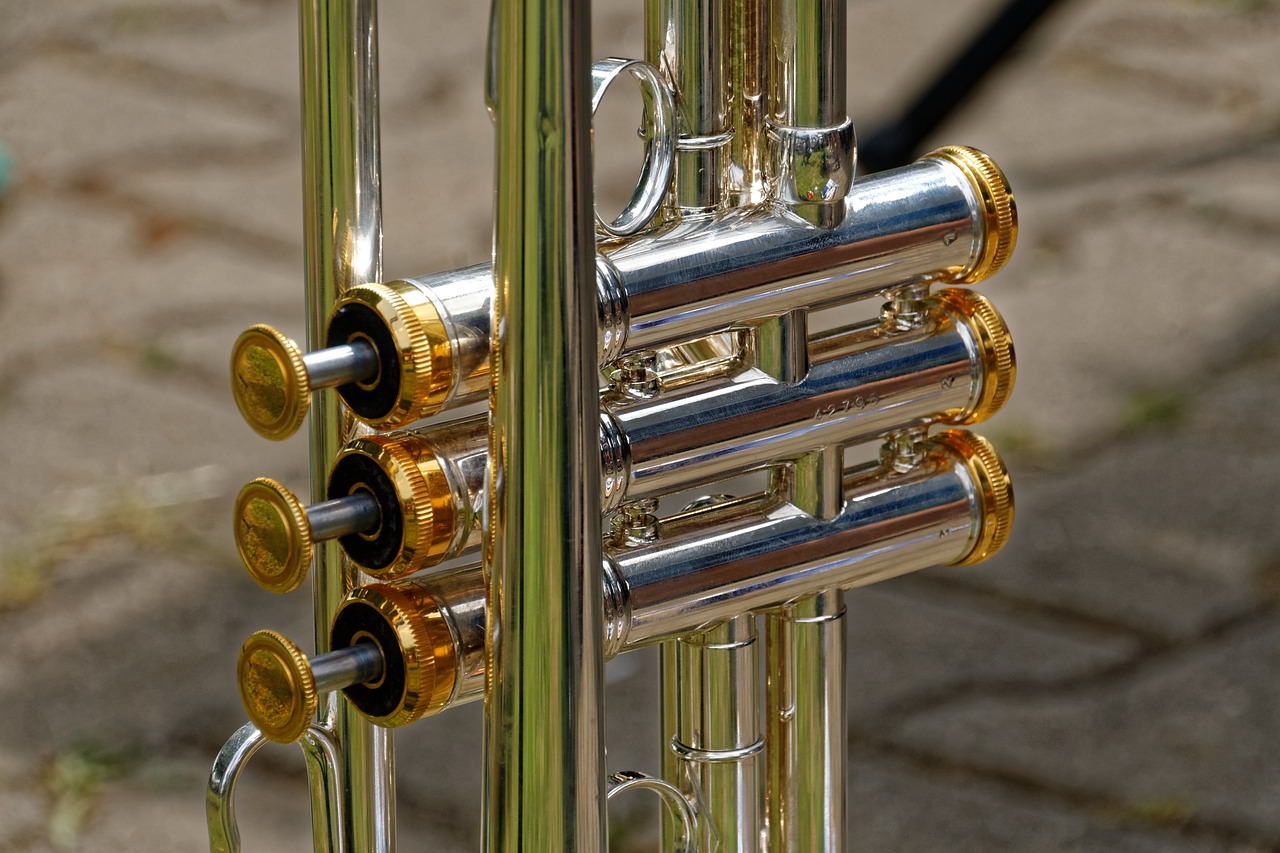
[767,0,854,228]
[230,151,1016,441]
[765,589,847,852]
[297,0,393,849]
[658,642,682,852]
[727,0,768,204]
[487,0,608,848]
[304,291,1012,579]
[647,0,730,214]
[671,616,763,853]
[293,432,1010,730]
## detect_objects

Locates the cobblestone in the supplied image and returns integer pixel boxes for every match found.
[1,0,1277,849]
[894,616,1280,843]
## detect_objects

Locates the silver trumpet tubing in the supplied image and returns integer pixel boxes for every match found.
[233,287,1012,587]
[231,149,1013,441]
[209,0,1021,850]
[233,429,1011,736]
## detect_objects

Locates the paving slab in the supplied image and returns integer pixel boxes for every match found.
[0,192,304,364]
[980,143,1280,454]
[847,746,1247,853]
[0,359,305,525]
[0,547,301,756]
[845,579,1139,721]
[94,3,305,110]
[954,348,1280,639]
[0,53,280,182]
[0,0,1275,850]
[935,0,1280,171]
[894,614,1280,842]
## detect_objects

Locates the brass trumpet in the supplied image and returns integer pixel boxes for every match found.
[208,1,1019,851]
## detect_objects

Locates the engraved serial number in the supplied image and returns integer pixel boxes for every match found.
[814,394,880,420]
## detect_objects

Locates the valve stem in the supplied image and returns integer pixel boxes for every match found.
[880,282,933,332]
[883,428,929,474]
[611,498,660,546]
[234,478,380,594]
[238,630,385,744]
[231,325,379,440]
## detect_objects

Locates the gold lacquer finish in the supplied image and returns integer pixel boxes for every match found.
[234,478,313,594]
[237,630,317,744]
[936,288,1017,424]
[336,435,456,577]
[337,582,458,726]
[230,325,310,441]
[332,283,452,428]
[925,145,1018,283]
[936,429,1015,566]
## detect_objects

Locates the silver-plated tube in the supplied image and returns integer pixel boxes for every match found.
[389,307,984,540]
[672,616,762,853]
[608,312,980,509]
[608,448,977,646]
[390,156,992,374]
[727,0,768,204]
[390,264,494,409]
[658,642,682,853]
[765,590,847,852]
[380,306,983,549]
[606,158,983,354]
[751,309,809,384]
[769,0,845,128]
[308,492,381,542]
[486,0,608,848]
[767,0,854,227]
[360,441,985,715]
[310,643,386,694]
[788,447,844,521]
[304,341,379,390]
[647,0,730,214]
[297,0,393,848]
[208,722,267,853]
[299,727,347,853]
[208,721,345,853]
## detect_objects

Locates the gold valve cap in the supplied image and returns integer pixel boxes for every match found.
[329,435,456,578]
[331,581,458,727]
[924,146,1018,284]
[329,283,451,429]
[238,630,317,744]
[935,429,1014,566]
[935,288,1017,424]
[234,478,312,594]
[230,325,311,441]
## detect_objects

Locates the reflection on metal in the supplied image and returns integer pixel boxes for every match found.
[486,0,608,849]
[211,0,1025,847]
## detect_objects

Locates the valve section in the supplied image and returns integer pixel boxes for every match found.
[232,147,1021,743]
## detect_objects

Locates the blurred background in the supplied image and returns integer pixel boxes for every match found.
[1,0,1278,849]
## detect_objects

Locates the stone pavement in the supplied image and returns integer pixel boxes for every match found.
[1,0,1278,850]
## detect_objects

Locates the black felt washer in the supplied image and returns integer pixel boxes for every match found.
[326,301,402,422]
[328,452,403,572]
[331,599,406,720]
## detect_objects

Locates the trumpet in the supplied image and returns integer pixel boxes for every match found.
[208,0,1019,851]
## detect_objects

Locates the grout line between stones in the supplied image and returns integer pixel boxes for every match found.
[867,597,1277,740]
[850,733,1280,851]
